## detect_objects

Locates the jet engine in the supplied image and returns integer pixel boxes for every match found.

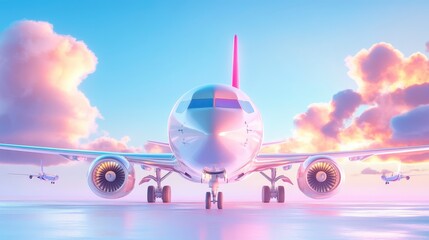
[297,156,343,199]
[88,155,135,199]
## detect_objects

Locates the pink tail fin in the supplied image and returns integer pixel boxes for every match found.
[232,35,239,88]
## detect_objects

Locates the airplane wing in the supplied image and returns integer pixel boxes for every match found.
[0,143,177,169]
[253,144,429,172]
[144,141,172,153]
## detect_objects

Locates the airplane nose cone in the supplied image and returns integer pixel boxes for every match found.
[176,109,249,172]
[186,109,216,136]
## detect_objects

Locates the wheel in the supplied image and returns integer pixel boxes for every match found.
[147,186,156,203]
[262,186,271,203]
[277,186,285,203]
[205,192,211,209]
[406,176,410,180]
[217,192,223,209]
[162,186,171,203]
[29,175,33,179]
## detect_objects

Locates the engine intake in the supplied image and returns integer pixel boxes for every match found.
[88,155,135,199]
[297,156,343,199]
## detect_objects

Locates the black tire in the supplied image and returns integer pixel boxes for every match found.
[406,176,410,180]
[277,186,285,203]
[217,192,223,209]
[205,192,211,209]
[162,186,171,203]
[29,175,33,179]
[147,186,156,203]
[262,185,271,203]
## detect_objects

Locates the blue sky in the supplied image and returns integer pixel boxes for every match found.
[2,1,428,145]
[1,1,429,201]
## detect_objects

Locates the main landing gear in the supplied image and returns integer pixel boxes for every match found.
[203,171,226,209]
[140,168,172,203]
[260,168,293,203]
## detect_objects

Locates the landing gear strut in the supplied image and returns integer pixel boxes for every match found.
[260,168,293,203]
[203,171,225,209]
[140,168,172,203]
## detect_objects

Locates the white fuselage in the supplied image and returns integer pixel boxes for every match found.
[168,84,263,180]
[381,173,409,183]
[32,172,58,181]
[38,173,59,182]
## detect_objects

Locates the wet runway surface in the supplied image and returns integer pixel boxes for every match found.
[1,201,428,239]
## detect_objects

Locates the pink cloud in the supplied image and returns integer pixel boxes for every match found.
[322,89,361,138]
[83,136,142,153]
[400,83,429,107]
[391,105,429,141]
[361,167,392,175]
[144,141,172,153]
[346,43,403,102]
[0,20,102,165]
[0,21,158,166]
[270,42,429,163]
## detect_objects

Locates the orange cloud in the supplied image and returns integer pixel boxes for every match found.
[268,42,429,163]
[361,167,392,175]
[0,21,99,146]
[83,136,142,153]
[0,21,141,165]
[144,141,172,153]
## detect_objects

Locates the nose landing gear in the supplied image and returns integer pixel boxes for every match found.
[205,187,223,209]
[203,171,226,209]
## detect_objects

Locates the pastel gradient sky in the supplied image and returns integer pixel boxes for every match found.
[1,1,429,202]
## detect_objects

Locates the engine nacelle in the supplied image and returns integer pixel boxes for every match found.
[88,155,135,199]
[297,156,343,199]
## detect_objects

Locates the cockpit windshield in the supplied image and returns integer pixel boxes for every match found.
[181,98,254,113]
[188,98,242,109]
[215,99,241,109]
[188,98,213,109]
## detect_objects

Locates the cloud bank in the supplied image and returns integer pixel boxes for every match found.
[0,21,137,165]
[263,42,429,163]
[361,167,392,175]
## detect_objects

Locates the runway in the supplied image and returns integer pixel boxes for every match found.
[1,201,428,239]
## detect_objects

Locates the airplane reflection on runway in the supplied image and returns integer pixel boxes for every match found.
[0,202,428,240]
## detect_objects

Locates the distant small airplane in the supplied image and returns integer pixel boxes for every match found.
[9,160,59,184]
[381,172,410,184]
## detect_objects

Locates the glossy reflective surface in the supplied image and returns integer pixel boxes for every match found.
[1,202,428,239]
[168,84,263,176]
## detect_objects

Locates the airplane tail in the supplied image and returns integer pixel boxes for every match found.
[232,35,239,89]
[40,159,44,174]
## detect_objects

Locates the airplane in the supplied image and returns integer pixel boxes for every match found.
[9,160,59,184]
[1,35,429,209]
[381,172,410,184]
